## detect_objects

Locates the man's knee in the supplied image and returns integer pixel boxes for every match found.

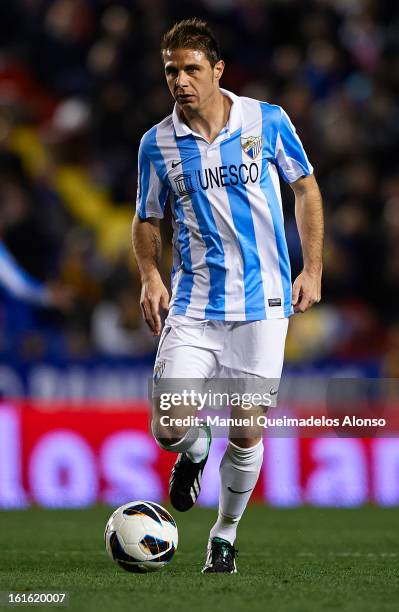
[151,416,189,450]
[229,436,262,449]
[152,396,197,448]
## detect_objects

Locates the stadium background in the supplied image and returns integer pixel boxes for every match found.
[0,0,399,510]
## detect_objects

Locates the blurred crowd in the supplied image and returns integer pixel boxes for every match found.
[0,0,398,370]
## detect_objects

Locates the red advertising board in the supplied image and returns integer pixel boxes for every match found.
[1,402,399,508]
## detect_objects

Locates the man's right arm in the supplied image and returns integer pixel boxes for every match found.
[132,215,169,336]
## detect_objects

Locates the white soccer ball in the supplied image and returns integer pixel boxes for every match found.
[104,501,178,573]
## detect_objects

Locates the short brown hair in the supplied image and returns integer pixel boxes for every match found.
[161,18,221,67]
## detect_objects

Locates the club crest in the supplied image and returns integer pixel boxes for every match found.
[153,359,166,384]
[240,135,263,160]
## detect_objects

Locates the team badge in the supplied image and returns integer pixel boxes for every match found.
[174,173,197,196]
[153,359,166,384]
[240,135,263,160]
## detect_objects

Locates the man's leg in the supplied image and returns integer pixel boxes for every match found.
[152,395,212,511]
[151,316,217,511]
[209,436,263,546]
[203,318,289,573]
[152,397,209,462]
[202,406,264,574]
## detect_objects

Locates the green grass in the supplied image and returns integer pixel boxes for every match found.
[0,506,398,612]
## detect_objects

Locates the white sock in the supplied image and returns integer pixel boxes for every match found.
[210,439,264,545]
[153,423,208,462]
[186,426,209,462]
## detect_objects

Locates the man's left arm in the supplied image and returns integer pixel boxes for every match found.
[290,173,324,313]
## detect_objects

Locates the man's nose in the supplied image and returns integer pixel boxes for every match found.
[176,71,188,88]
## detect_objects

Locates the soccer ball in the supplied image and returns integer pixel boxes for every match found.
[104,501,178,573]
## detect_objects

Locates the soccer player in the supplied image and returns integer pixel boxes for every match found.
[132,18,323,573]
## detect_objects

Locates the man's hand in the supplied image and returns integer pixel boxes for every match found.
[292,269,321,313]
[132,215,168,334]
[140,271,170,335]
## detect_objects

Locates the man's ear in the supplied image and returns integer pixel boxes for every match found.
[213,60,225,82]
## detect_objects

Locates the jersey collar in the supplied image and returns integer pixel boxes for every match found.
[172,88,242,139]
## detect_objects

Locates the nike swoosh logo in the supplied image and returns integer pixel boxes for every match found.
[227,486,253,494]
[172,160,183,168]
[269,388,278,395]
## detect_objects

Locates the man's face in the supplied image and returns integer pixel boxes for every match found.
[162,48,224,112]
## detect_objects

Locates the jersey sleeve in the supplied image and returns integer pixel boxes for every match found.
[274,109,314,183]
[136,141,170,219]
[0,241,51,305]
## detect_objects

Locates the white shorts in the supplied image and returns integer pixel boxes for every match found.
[152,315,289,396]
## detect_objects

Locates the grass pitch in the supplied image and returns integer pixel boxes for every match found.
[0,505,398,612]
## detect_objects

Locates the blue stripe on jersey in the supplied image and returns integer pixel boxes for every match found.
[220,131,266,319]
[278,110,311,175]
[174,134,226,318]
[260,103,292,314]
[260,162,292,316]
[138,127,170,218]
[158,180,170,212]
[137,145,151,218]
[169,204,181,293]
[259,102,281,154]
[171,192,194,313]
[258,105,292,319]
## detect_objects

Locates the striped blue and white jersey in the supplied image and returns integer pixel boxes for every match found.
[136,88,313,321]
